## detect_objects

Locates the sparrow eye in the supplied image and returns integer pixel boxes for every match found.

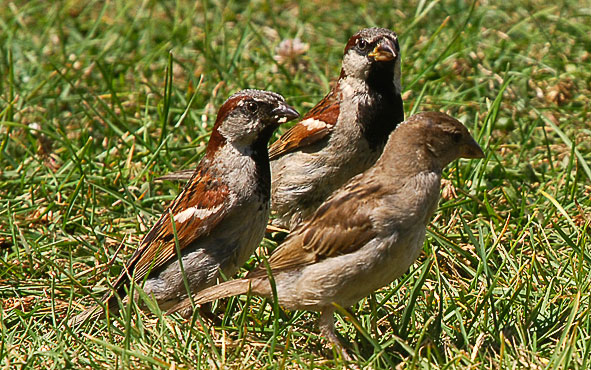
[245,101,258,113]
[357,39,368,50]
[452,133,462,143]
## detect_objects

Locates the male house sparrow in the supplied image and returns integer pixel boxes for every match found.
[269,27,404,229]
[169,112,484,358]
[70,90,299,325]
[159,28,404,230]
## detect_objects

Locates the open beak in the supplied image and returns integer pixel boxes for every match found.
[462,137,485,159]
[368,38,397,62]
[272,104,300,124]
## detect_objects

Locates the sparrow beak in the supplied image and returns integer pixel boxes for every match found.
[368,38,397,62]
[461,137,485,159]
[272,104,300,124]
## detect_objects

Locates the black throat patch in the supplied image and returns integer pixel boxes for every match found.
[249,124,276,200]
[358,61,404,151]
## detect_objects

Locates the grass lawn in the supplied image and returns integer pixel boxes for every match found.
[1,0,590,368]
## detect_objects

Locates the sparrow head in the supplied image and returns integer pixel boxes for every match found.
[207,89,299,154]
[402,112,485,169]
[341,28,401,93]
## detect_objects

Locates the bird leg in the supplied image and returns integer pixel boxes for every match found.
[198,302,223,326]
[318,308,352,361]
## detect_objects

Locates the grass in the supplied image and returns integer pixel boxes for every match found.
[1,0,590,368]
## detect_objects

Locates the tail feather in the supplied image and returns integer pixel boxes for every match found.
[168,279,254,318]
[156,169,194,182]
[68,304,104,327]
[195,279,253,304]
[68,293,121,327]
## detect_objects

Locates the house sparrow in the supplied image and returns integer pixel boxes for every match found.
[70,89,299,325]
[158,28,405,230]
[269,27,404,229]
[169,112,484,358]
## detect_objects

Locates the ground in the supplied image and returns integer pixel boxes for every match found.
[1,0,590,368]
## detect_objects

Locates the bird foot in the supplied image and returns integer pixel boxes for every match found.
[318,309,354,362]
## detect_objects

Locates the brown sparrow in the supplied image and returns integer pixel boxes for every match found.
[269,27,404,229]
[70,89,299,325]
[169,112,484,359]
[158,28,405,230]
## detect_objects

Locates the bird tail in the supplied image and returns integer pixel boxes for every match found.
[68,304,104,327]
[168,279,255,318]
[67,292,121,327]
[196,279,254,304]
[155,169,194,181]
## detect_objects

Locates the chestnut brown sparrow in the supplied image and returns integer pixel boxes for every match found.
[269,27,405,229]
[70,89,299,325]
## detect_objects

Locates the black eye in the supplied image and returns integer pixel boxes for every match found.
[357,39,368,50]
[452,133,462,143]
[245,101,258,113]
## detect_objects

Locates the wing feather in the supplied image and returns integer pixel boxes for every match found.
[111,165,230,290]
[249,179,383,276]
[269,89,340,159]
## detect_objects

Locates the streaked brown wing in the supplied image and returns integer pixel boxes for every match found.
[269,90,340,160]
[249,180,383,276]
[111,166,230,289]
